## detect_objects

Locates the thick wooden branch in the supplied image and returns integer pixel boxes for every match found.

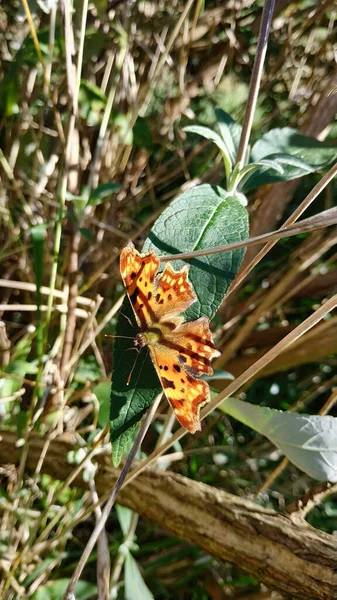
[0,430,336,599]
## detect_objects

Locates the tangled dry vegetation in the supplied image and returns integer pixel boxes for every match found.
[1,1,337,598]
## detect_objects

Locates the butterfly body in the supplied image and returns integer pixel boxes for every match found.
[120,241,220,433]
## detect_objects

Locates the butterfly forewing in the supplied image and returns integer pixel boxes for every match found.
[120,241,160,329]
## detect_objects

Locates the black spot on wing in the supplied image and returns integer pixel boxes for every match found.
[162,377,175,389]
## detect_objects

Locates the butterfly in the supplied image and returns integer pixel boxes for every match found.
[120,241,220,433]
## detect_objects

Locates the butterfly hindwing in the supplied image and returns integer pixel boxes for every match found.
[148,344,210,433]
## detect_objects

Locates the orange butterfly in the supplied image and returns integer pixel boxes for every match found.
[120,241,220,433]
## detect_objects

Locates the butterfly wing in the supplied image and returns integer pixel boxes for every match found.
[164,316,221,376]
[148,343,210,433]
[120,241,160,329]
[120,242,196,328]
[149,318,220,432]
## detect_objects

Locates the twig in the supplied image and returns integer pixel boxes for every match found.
[158,207,337,262]
[0,321,11,367]
[235,0,275,171]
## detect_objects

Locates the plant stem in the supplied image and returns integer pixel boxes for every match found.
[46,0,79,352]
[21,0,65,145]
[235,0,275,173]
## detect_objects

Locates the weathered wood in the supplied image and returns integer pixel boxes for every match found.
[0,430,336,599]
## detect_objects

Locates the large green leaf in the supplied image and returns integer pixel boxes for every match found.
[251,127,337,164]
[243,128,337,191]
[110,184,248,465]
[110,297,162,466]
[221,397,337,482]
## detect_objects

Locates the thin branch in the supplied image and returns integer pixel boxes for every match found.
[158,207,337,262]
[235,0,275,170]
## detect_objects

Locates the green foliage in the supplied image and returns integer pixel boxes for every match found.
[124,552,154,600]
[31,579,97,600]
[185,112,337,192]
[221,397,337,481]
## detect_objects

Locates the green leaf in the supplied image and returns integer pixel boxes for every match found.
[184,125,229,158]
[88,182,121,204]
[244,128,337,191]
[93,381,111,427]
[221,397,337,482]
[75,356,101,383]
[125,552,154,600]
[214,108,242,167]
[184,125,232,180]
[80,79,108,103]
[116,504,133,536]
[251,128,337,165]
[0,360,38,399]
[133,117,155,150]
[110,184,249,464]
[79,227,94,241]
[31,579,97,600]
[242,154,318,191]
[66,193,88,214]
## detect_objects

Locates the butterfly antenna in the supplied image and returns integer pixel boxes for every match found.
[126,348,142,385]
[105,334,134,340]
